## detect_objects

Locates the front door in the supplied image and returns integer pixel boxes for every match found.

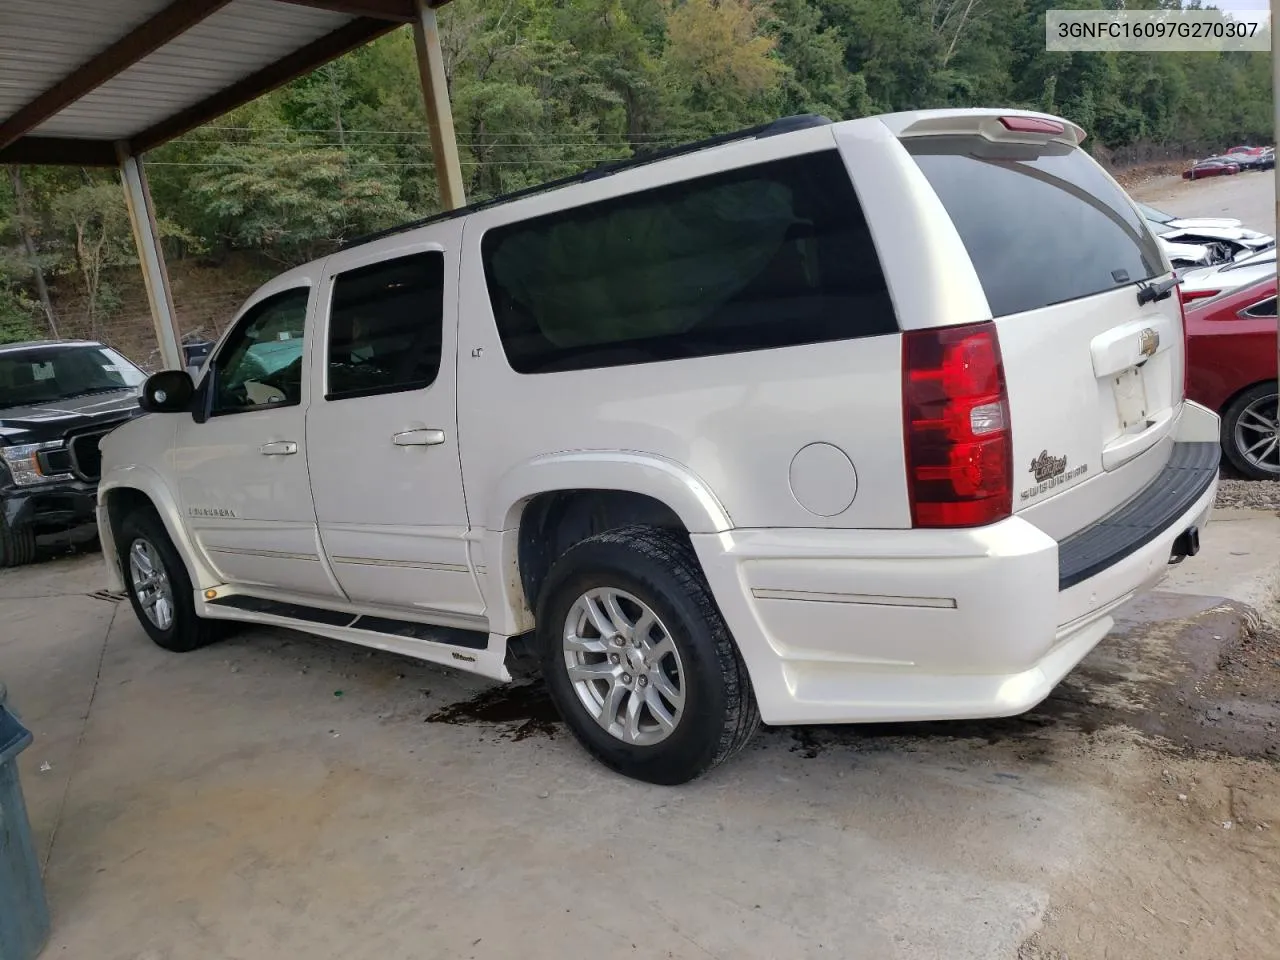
[305,230,484,622]
[172,284,340,599]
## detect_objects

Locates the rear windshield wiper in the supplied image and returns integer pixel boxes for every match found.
[1136,275,1180,306]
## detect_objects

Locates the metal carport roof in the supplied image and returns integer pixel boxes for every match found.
[0,0,462,371]
[0,0,437,165]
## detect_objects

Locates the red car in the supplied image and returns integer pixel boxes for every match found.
[1182,157,1241,180]
[1184,277,1278,479]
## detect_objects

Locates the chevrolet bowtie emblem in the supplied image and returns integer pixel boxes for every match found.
[1138,327,1159,359]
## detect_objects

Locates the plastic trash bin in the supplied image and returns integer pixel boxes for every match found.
[0,699,49,960]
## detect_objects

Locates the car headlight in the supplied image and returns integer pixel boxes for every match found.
[0,442,73,486]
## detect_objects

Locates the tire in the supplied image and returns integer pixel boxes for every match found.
[118,508,220,652]
[1221,382,1280,480]
[536,525,759,785]
[0,520,36,568]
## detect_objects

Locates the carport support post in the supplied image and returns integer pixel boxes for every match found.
[412,0,466,211]
[116,142,184,372]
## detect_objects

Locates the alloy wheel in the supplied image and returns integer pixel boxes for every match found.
[129,537,175,630]
[562,587,686,746]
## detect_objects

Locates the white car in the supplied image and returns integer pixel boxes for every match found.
[1180,247,1278,303]
[1158,237,1218,270]
[97,109,1219,784]
[1138,202,1274,262]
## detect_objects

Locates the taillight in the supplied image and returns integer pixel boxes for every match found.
[903,322,1013,528]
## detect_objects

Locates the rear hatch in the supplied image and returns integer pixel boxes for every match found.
[900,116,1183,539]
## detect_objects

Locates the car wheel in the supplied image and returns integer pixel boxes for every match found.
[1221,383,1280,480]
[118,508,220,652]
[0,520,36,568]
[536,525,760,785]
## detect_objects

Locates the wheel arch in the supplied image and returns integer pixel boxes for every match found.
[479,452,732,637]
[99,470,220,593]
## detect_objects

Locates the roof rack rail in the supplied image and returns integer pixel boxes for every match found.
[340,114,833,250]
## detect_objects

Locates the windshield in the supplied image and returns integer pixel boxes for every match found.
[906,136,1163,317]
[1137,203,1174,224]
[0,345,145,410]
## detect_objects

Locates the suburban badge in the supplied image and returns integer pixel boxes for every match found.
[1021,449,1087,502]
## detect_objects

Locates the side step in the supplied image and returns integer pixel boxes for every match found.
[206,595,488,650]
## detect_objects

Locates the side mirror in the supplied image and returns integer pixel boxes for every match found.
[139,370,195,414]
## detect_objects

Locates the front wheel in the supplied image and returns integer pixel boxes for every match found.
[118,509,221,652]
[537,526,759,785]
[1222,383,1280,480]
[0,519,36,568]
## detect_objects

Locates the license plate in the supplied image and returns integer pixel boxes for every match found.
[1113,367,1149,429]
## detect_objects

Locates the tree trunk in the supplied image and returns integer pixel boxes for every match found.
[7,166,58,338]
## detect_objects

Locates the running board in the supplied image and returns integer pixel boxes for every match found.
[206,594,489,649]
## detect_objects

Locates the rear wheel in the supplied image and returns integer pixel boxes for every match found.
[1222,383,1280,480]
[537,526,759,785]
[118,509,220,652]
[0,520,35,568]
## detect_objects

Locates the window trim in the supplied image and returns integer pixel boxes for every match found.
[206,287,311,419]
[321,250,447,403]
[1240,295,1277,319]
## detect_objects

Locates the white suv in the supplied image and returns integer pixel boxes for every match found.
[98,109,1220,784]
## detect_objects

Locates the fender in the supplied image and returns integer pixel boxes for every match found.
[98,464,222,593]
[478,450,733,636]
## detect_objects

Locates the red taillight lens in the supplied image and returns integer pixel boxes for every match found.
[903,322,1013,528]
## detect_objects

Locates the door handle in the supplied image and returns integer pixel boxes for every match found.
[393,428,446,447]
[259,441,298,456]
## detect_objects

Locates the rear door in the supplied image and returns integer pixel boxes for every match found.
[897,118,1183,538]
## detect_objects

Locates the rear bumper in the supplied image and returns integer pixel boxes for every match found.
[692,426,1219,726]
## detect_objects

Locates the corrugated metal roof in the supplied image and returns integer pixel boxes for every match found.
[0,0,404,157]
[31,0,354,140]
[0,0,175,126]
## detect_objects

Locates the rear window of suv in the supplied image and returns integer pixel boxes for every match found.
[481,150,896,374]
[906,136,1163,318]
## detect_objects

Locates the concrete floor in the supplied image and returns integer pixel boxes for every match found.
[2,507,1277,960]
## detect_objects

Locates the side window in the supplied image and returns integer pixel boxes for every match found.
[325,252,445,401]
[1243,296,1276,319]
[211,289,309,415]
[480,150,896,374]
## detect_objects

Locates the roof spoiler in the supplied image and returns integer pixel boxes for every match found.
[884,110,1087,148]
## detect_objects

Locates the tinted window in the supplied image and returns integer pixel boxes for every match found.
[907,137,1163,318]
[211,289,308,414]
[1244,296,1276,318]
[481,151,895,374]
[326,253,445,400]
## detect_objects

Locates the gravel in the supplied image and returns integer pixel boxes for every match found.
[1216,478,1280,511]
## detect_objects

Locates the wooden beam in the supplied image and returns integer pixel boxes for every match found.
[0,137,118,166]
[130,17,400,153]
[118,143,185,371]
[270,0,421,21]
[412,0,465,210]
[0,0,233,151]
